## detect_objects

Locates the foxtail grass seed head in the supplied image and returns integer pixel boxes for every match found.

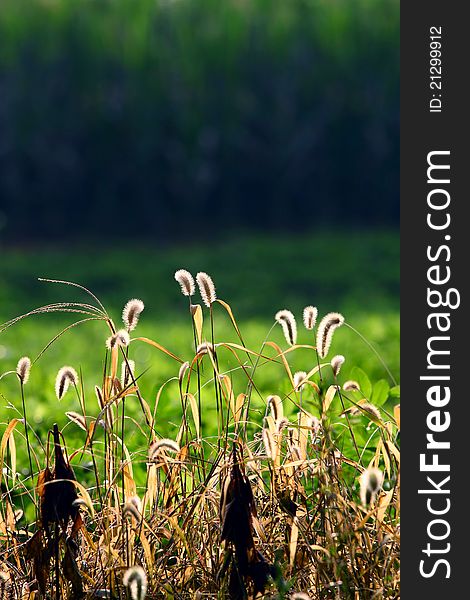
[291,594,312,600]
[343,380,360,392]
[309,416,321,439]
[293,371,308,392]
[123,566,147,600]
[267,395,283,422]
[16,356,31,385]
[122,299,144,331]
[262,428,275,461]
[106,329,130,350]
[360,403,382,421]
[196,341,215,356]
[359,467,384,505]
[121,360,135,387]
[275,309,297,346]
[123,496,142,521]
[149,438,180,461]
[316,312,345,358]
[174,269,195,297]
[196,272,216,307]
[290,444,302,462]
[66,411,87,431]
[55,366,78,400]
[72,498,91,512]
[115,329,130,347]
[303,306,318,330]
[276,417,289,433]
[330,355,345,377]
[178,361,190,385]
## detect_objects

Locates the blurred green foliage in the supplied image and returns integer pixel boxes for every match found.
[0,0,399,240]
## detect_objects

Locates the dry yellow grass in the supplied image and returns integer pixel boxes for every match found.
[0,275,400,599]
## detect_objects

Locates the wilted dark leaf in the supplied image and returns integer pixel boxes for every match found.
[62,539,84,599]
[40,424,79,535]
[220,443,273,597]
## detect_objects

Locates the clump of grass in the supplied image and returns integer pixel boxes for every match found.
[0,275,400,599]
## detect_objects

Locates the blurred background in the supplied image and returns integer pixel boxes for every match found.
[0,0,399,434]
[0,0,398,241]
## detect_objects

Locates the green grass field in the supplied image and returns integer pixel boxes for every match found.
[0,229,399,462]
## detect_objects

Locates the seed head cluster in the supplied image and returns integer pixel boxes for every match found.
[275,309,297,346]
[106,329,130,350]
[303,306,318,330]
[55,366,79,400]
[16,356,31,385]
[122,298,145,331]
[196,272,216,307]
[174,269,196,297]
[316,312,345,358]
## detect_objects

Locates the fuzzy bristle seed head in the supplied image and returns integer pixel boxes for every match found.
[262,428,275,461]
[55,366,78,400]
[343,380,360,392]
[115,329,130,347]
[267,395,283,422]
[106,329,130,350]
[16,356,31,385]
[196,272,216,307]
[330,355,345,377]
[360,403,382,421]
[303,306,318,330]
[275,309,297,346]
[293,371,308,392]
[290,444,302,462]
[359,467,384,505]
[196,342,215,356]
[174,269,196,297]
[122,299,144,331]
[123,496,142,521]
[309,416,321,437]
[178,361,190,384]
[149,438,180,461]
[123,566,147,600]
[66,411,87,431]
[316,312,345,359]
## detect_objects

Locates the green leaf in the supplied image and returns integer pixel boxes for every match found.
[389,385,401,400]
[371,379,390,407]
[349,367,372,399]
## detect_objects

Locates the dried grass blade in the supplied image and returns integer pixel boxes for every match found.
[394,404,400,429]
[192,304,204,345]
[185,393,200,439]
[135,337,183,363]
[0,418,22,488]
[323,385,338,414]
[215,299,242,339]
[265,341,294,385]
[377,490,394,526]
[234,393,246,425]
[289,516,299,568]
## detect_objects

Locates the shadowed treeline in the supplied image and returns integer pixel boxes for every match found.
[0,0,399,241]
